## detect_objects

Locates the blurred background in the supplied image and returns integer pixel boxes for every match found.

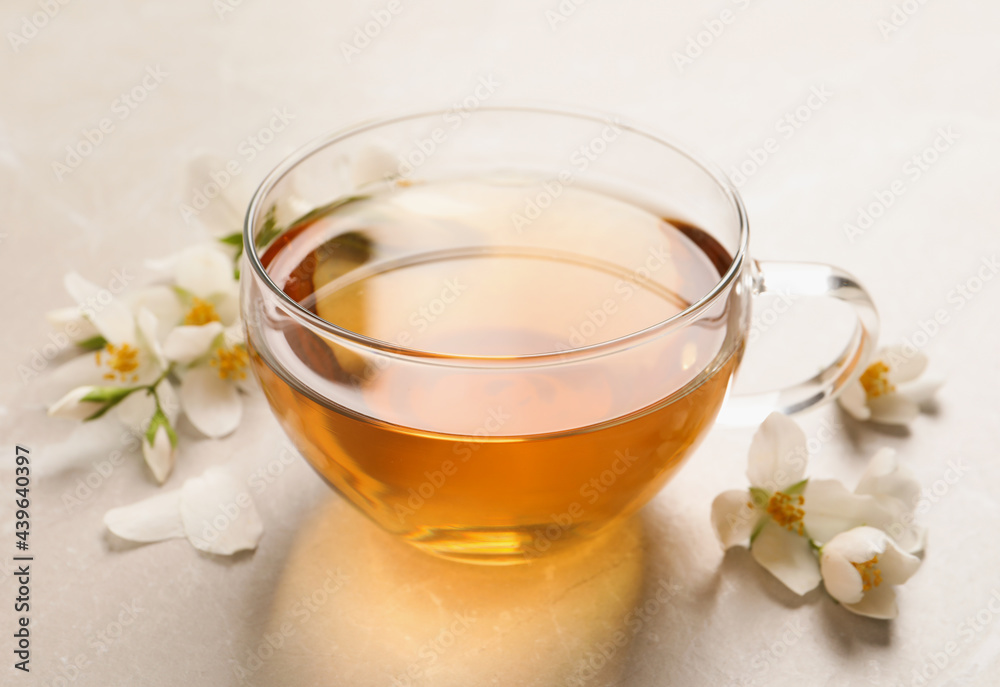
[2,1,999,685]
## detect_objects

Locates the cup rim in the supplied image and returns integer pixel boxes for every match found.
[243,104,749,364]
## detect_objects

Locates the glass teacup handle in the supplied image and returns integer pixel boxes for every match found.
[719,260,880,426]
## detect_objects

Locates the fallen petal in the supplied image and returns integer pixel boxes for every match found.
[180,466,262,555]
[104,491,185,543]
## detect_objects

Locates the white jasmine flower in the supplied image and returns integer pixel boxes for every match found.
[48,273,167,389]
[838,346,942,425]
[820,526,922,619]
[711,413,823,595]
[104,465,263,555]
[796,446,925,555]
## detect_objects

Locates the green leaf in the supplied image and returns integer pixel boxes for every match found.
[748,487,770,508]
[220,231,245,268]
[83,386,143,421]
[285,195,368,233]
[253,205,282,250]
[76,335,108,351]
[785,479,809,496]
[81,385,142,404]
[146,407,178,448]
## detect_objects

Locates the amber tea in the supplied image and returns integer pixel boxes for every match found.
[248,177,741,562]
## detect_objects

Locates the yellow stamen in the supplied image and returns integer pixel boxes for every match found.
[97,343,140,382]
[184,297,221,326]
[859,361,894,399]
[211,344,248,381]
[766,491,806,536]
[852,555,883,592]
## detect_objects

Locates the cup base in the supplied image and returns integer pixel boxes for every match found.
[406,524,595,566]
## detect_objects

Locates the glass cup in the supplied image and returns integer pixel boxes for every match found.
[241,106,878,564]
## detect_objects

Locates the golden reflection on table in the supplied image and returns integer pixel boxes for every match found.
[251,497,649,687]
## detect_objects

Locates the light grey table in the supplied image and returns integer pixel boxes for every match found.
[2,1,998,685]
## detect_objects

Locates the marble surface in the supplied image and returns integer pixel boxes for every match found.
[2,0,1000,685]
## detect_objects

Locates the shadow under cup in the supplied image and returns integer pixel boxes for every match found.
[241,107,752,564]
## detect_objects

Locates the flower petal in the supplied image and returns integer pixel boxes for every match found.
[880,346,928,385]
[820,547,865,604]
[838,381,871,421]
[180,466,263,555]
[129,285,184,335]
[803,479,873,546]
[179,366,242,438]
[64,271,135,345]
[174,245,237,298]
[878,538,923,586]
[843,584,898,620]
[115,388,156,433]
[136,307,167,371]
[750,524,822,595]
[142,425,174,484]
[747,412,809,491]
[46,306,99,342]
[711,490,760,549]
[48,386,103,420]
[868,394,919,426]
[104,490,185,543]
[856,448,920,505]
[900,378,944,406]
[163,322,224,365]
[186,153,247,235]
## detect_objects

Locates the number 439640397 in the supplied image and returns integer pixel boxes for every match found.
[15,446,29,551]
